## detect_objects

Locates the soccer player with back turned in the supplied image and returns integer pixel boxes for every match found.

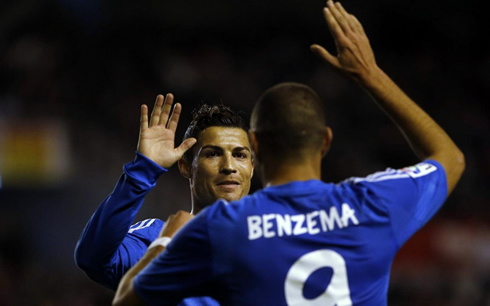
[113,1,465,305]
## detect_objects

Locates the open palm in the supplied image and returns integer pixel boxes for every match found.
[310,1,377,83]
[137,94,197,169]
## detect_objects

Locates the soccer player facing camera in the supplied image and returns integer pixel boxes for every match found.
[113,2,464,305]
[75,95,253,306]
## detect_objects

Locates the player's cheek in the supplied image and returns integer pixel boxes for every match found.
[239,160,253,174]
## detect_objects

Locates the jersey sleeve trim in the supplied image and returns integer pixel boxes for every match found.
[123,152,168,186]
[128,218,157,233]
[344,160,445,185]
[345,168,410,184]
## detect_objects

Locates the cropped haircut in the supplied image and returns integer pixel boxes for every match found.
[183,103,248,162]
[251,82,326,159]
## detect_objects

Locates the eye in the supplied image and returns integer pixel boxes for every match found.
[206,151,220,158]
[234,152,248,159]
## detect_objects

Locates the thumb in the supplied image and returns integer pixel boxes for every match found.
[310,44,339,68]
[176,137,197,157]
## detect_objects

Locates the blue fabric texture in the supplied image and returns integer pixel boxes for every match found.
[133,160,447,305]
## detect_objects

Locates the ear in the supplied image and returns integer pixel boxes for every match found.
[321,127,333,158]
[250,160,255,179]
[249,131,259,161]
[178,158,191,179]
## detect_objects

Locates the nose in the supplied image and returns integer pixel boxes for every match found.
[220,152,237,174]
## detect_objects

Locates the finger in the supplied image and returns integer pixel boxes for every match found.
[327,1,352,35]
[175,210,192,219]
[175,138,197,158]
[350,14,366,36]
[149,95,164,127]
[140,104,149,130]
[323,7,347,44]
[335,2,358,34]
[310,44,340,69]
[167,102,182,132]
[159,93,174,127]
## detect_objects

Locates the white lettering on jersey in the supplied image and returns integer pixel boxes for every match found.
[319,206,343,232]
[247,203,359,240]
[276,214,292,237]
[341,203,359,227]
[307,211,320,235]
[263,214,276,238]
[247,216,262,240]
[292,215,307,236]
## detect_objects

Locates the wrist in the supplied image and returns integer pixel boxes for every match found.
[357,66,387,89]
[148,237,172,250]
[134,152,169,170]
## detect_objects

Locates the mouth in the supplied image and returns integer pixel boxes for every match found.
[216,181,241,192]
[217,180,240,186]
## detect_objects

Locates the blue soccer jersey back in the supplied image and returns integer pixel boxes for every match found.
[133,161,447,305]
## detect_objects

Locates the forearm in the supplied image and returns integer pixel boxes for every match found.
[75,178,147,265]
[359,68,465,192]
[113,246,166,306]
[75,153,166,286]
[311,1,464,193]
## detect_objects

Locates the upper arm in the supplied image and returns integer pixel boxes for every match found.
[427,149,465,196]
[132,210,217,305]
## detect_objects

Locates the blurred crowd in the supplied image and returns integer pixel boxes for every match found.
[0,0,489,305]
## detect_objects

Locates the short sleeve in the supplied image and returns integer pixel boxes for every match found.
[133,208,217,305]
[347,160,447,247]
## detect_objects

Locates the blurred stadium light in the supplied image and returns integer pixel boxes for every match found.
[0,119,71,188]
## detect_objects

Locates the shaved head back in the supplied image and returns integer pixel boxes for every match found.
[251,82,326,159]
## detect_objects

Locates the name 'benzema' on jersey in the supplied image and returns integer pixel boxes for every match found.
[247,203,359,240]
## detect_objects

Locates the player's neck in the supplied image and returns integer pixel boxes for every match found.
[260,158,322,187]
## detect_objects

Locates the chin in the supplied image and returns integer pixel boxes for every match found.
[219,193,242,203]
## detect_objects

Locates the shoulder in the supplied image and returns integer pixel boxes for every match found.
[337,160,446,212]
[205,194,259,220]
[341,167,411,186]
[342,161,441,186]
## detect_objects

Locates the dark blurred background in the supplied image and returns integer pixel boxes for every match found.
[0,0,489,305]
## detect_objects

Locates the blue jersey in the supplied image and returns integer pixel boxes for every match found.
[133,161,447,305]
[74,153,219,306]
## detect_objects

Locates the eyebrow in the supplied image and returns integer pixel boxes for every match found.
[200,145,251,153]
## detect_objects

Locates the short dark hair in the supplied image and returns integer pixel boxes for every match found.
[251,82,326,159]
[183,103,248,162]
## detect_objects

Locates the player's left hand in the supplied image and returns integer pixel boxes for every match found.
[159,211,194,238]
[310,1,379,82]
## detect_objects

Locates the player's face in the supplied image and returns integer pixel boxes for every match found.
[189,127,253,207]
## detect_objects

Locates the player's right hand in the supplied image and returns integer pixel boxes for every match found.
[137,94,197,169]
[310,1,379,83]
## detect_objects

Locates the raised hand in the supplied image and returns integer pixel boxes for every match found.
[137,94,197,169]
[311,1,378,82]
